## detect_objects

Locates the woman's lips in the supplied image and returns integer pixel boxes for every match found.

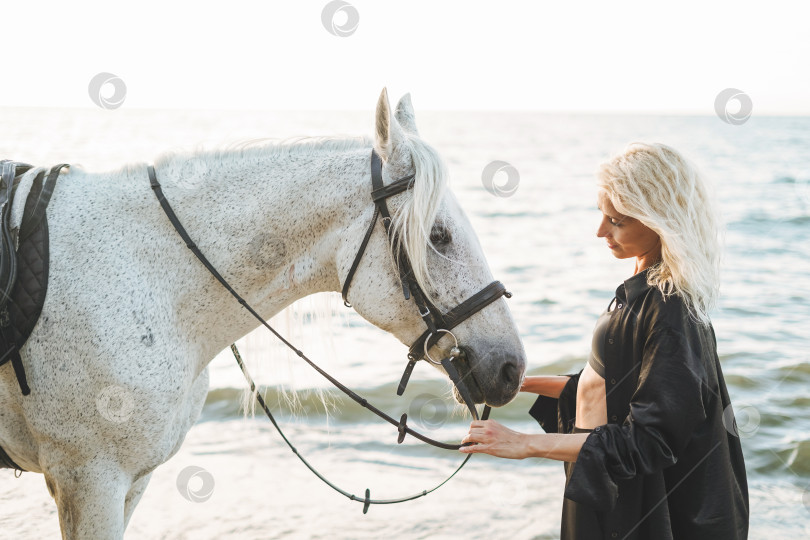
[607,242,618,250]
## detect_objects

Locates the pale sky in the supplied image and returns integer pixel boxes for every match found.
[2,0,808,113]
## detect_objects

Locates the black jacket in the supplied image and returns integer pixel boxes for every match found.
[529,270,749,539]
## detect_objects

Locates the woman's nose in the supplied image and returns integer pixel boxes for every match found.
[596,218,609,238]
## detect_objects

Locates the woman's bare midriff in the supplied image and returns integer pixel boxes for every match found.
[575,362,608,429]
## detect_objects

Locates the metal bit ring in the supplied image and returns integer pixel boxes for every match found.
[423,329,459,365]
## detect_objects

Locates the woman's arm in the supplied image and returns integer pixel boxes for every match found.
[460,420,589,462]
[520,375,571,398]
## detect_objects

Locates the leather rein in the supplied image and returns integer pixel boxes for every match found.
[147,149,511,512]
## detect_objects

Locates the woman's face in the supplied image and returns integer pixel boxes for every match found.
[596,191,661,261]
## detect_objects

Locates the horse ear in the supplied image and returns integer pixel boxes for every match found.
[394,93,419,136]
[374,87,408,163]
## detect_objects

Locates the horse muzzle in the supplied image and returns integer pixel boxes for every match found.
[454,345,524,408]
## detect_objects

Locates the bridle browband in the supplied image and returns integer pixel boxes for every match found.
[146,148,512,512]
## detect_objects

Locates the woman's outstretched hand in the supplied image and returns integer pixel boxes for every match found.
[459,419,529,459]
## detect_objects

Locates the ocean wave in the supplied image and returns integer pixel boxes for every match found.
[728,214,810,227]
[201,382,542,425]
[773,175,810,184]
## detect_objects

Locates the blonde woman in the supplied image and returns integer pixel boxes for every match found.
[461,143,749,539]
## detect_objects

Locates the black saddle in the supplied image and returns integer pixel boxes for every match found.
[0,160,68,396]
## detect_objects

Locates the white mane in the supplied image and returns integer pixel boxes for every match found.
[386,135,450,303]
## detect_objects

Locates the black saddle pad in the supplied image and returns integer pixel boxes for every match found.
[2,211,49,346]
[0,162,66,398]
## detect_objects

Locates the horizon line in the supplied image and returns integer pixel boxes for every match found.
[2,105,809,117]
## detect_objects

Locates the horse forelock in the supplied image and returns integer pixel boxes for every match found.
[388,135,449,305]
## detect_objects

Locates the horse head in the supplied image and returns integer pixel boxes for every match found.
[340,89,526,407]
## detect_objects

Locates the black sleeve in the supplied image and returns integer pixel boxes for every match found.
[528,370,583,434]
[563,313,710,511]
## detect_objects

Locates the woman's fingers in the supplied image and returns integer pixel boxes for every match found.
[459,433,489,453]
[461,420,499,446]
[459,420,529,459]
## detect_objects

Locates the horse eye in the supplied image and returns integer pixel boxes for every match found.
[429,225,452,246]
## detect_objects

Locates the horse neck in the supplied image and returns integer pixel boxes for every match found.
[157,144,371,364]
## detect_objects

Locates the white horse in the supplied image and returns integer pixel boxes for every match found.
[0,89,526,539]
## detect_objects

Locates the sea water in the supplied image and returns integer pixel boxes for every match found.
[0,107,808,539]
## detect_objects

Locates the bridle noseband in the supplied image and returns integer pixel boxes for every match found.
[342,149,511,418]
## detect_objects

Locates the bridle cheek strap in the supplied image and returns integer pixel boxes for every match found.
[341,152,413,307]
[341,204,380,307]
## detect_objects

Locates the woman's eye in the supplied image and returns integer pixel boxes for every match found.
[610,218,621,226]
[430,225,452,246]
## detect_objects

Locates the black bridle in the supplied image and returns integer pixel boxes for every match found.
[147,148,512,512]
[342,149,511,418]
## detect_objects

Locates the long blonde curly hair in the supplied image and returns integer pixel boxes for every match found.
[596,142,722,325]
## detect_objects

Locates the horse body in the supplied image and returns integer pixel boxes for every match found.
[0,90,526,539]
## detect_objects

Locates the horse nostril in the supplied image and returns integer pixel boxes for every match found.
[500,362,519,387]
